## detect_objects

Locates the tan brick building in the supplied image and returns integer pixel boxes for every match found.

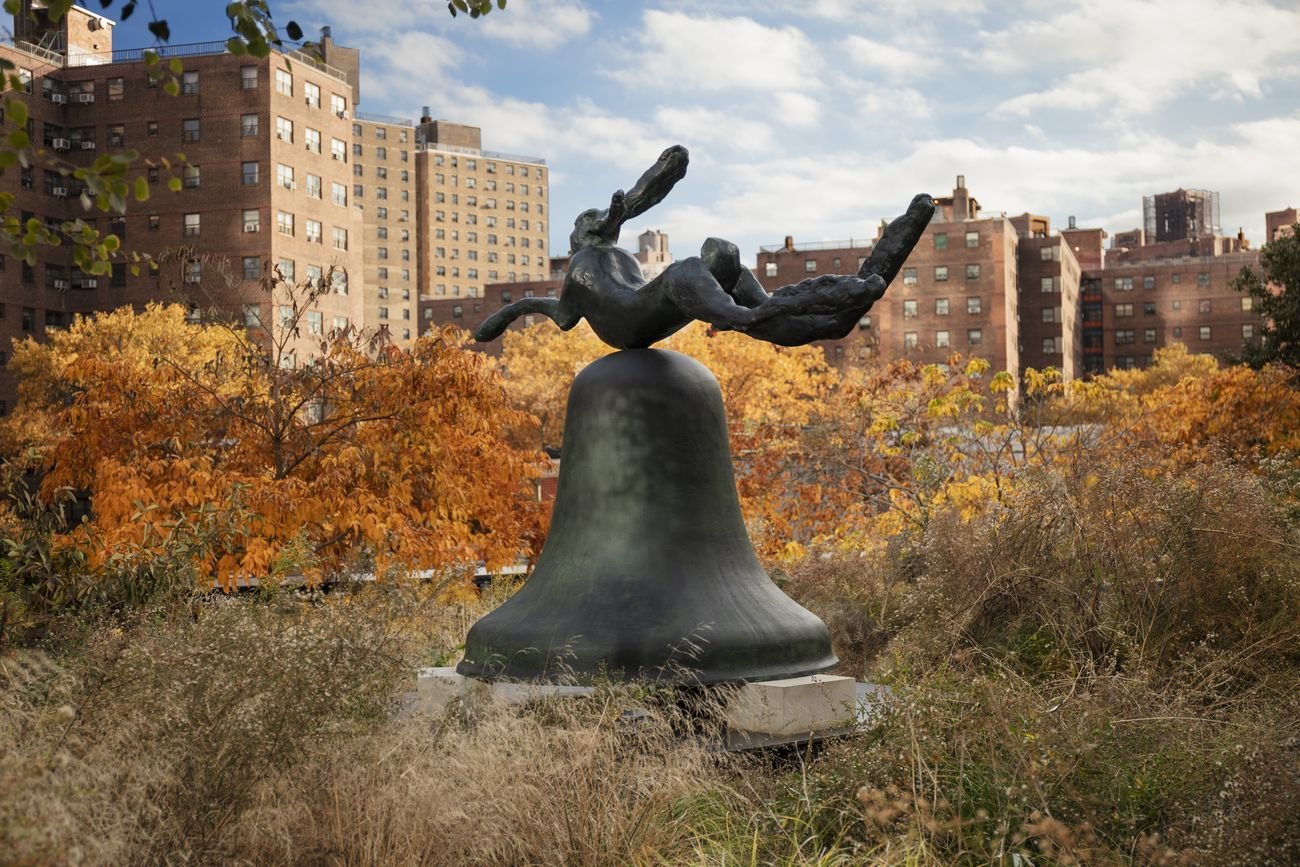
[414,117,550,332]
[0,8,557,409]
[0,5,366,407]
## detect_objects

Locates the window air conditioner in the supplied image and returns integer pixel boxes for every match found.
[80,278,97,288]
[336,110,347,119]
[52,138,71,150]
[53,279,68,289]
[184,274,201,284]
[332,153,341,160]
[77,93,94,103]
[81,140,95,149]
[243,223,258,232]
[50,93,66,104]
[52,187,67,197]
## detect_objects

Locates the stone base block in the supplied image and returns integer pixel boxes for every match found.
[462,678,595,713]
[725,674,857,739]
[414,666,466,716]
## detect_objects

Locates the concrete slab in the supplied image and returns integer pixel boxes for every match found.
[413,666,465,716]
[724,674,857,738]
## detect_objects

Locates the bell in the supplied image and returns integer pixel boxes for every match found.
[457,348,837,684]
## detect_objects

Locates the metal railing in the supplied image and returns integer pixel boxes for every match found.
[758,237,875,254]
[7,38,350,82]
[355,110,413,126]
[415,141,546,165]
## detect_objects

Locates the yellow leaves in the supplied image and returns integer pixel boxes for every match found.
[4,304,547,588]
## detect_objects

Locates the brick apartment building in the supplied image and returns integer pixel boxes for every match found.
[0,4,551,409]
[754,178,1282,381]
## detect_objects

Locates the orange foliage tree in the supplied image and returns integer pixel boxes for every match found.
[4,291,546,590]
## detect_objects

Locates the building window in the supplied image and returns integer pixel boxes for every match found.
[903,299,917,319]
[277,163,295,190]
[1241,296,1253,311]
[1144,302,1156,315]
[1243,323,1254,339]
[1143,275,1155,289]
[934,266,948,282]
[1198,299,1211,314]
[183,213,200,237]
[331,138,347,161]
[1041,306,1059,323]
[1199,326,1211,340]
[764,262,777,277]
[243,209,260,232]
[242,256,260,280]
[277,210,294,235]
[967,296,981,315]
[305,219,322,244]
[332,182,347,206]
[1115,303,1133,317]
[1197,272,1210,287]
[305,174,321,199]
[1115,329,1135,345]
[965,231,979,248]
[278,259,295,282]
[183,165,201,188]
[108,125,124,147]
[1113,277,1133,291]
[935,298,949,315]
[934,232,947,250]
[276,116,293,143]
[275,68,292,96]
[107,77,124,101]
[148,214,160,230]
[1041,276,1059,293]
[1144,328,1157,343]
[181,71,199,94]
[241,65,258,89]
[303,81,320,109]
[305,127,321,153]
[967,328,982,345]
[331,93,347,117]
[902,267,917,285]
[242,162,260,185]
[182,118,200,142]
[307,311,323,335]
[936,330,950,348]
[147,120,158,136]
[332,226,348,250]
[241,114,259,137]
[965,264,980,280]
[1172,299,1182,311]
[1039,245,1058,262]
[1042,336,1062,354]
[1173,326,1182,338]
[904,331,918,349]
[379,307,390,320]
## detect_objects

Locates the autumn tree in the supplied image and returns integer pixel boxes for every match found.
[3,277,546,592]
[1232,223,1300,370]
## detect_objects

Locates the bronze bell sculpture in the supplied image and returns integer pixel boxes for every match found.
[458,145,934,684]
[458,348,838,682]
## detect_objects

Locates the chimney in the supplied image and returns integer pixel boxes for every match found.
[321,25,332,40]
[421,105,432,124]
[783,235,795,252]
[1068,215,1077,230]
[956,174,966,190]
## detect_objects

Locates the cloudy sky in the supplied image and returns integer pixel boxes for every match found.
[117,0,1300,263]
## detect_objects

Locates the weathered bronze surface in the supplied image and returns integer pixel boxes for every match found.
[457,350,838,683]
[459,146,933,684]
[474,144,934,349]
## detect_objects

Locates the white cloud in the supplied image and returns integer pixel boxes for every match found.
[858,86,933,119]
[654,106,775,153]
[477,0,594,50]
[773,92,822,127]
[612,10,824,93]
[979,0,1300,116]
[843,35,932,78]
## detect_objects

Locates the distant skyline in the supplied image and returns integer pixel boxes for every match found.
[106,0,1300,264]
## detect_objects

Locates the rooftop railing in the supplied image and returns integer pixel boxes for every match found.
[415,141,546,165]
[355,111,413,126]
[758,237,875,254]
[5,38,349,82]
